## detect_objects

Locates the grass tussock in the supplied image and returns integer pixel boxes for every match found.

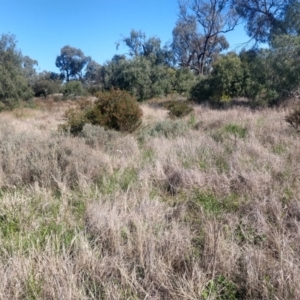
[0,99,299,299]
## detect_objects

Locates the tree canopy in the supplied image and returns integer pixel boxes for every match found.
[232,0,300,43]
[172,0,238,75]
[0,33,33,108]
[1,0,300,107]
[55,46,91,82]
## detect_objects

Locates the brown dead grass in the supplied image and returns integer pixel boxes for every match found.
[0,100,299,299]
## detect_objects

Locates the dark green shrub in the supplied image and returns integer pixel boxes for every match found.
[62,81,84,97]
[33,79,61,98]
[90,89,143,132]
[60,89,143,135]
[162,101,194,118]
[190,53,248,107]
[173,68,198,95]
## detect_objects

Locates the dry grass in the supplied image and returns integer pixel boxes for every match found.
[0,99,299,299]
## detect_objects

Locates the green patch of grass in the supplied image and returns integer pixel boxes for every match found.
[202,275,238,300]
[68,195,87,222]
[211,123,247,145]
[224,123,247,139]
[30,222,78,253]
[25,269,43,300]
[272,142,286,155]
[98,167,138,194]
[189,191,240,216]
[0,191,82,256]
[0,213,20,238]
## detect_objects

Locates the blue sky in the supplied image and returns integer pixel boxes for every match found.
[0,0,250,73]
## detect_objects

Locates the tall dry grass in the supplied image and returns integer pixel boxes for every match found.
[0,99,299,299]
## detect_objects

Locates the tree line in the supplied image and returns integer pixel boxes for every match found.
[1,0,300,109]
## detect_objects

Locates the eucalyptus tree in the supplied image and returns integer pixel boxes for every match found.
[232,0,300,43]
[121,29,174,66]
[172,0,239,75]
[102,54,173,101]
[55,46,91,82]
[0,33,33,107]
[22,55,38,87]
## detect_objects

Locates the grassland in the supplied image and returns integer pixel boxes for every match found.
[0,98,299,299]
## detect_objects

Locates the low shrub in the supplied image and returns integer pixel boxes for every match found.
[61,89,143,134]
[80,123,120,148]
[162,101,194,118]
[59,108,87,135]
[91,89,143,132]
[62,81,84,98]
[285,106,300,131]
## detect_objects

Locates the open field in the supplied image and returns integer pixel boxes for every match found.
[0,99,299,299]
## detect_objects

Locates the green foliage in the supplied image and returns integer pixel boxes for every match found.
[172,0,234,75]
[211,53,246,97]
[62,89,143,134]
[190,43,300,107]
[190,190,239,216]
[232,0,296,43]
[190,76,214,104]
[121,29,173,65]
[98,167,138,194]
[173,68,198,95]
[162,100,194,118]
[22,55,38,87]
[102,55,173,101]
[56,45,91,82]
[33,71,62,97]
[60,108,87,135]
[202,275,238,300]
[62,80,84,97]
[0,34,34,108]
[224,123,248,139]
[190,53,248,105]
[239,41,300,106]
[84,60,104,96]
[91,89,143,132]
[0,213,20,238]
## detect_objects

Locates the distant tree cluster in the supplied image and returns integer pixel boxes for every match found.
[0,0,300,109]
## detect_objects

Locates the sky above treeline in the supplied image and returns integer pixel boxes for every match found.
[0,0,250,73]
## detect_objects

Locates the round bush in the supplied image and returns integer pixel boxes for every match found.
[61,90,143,134]
[88,89,143,132]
